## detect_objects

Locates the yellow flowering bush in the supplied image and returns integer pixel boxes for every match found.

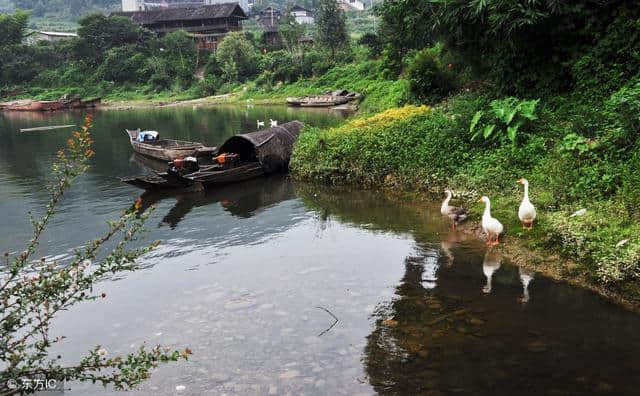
[328,105,432,136]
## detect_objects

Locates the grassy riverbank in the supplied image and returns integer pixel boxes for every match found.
[290,98,640,308]
[243,59,409,114]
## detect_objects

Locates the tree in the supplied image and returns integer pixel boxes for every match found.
[279,12,305,56]
[0,10,29,48]
[374,0,640,96]
[76,14,152,67]
[0,116,190,394]
[373,0,433,70]
[0,10,32,86]
[315,0,349,61]
[216,31,258,81]
[157,30,198,88]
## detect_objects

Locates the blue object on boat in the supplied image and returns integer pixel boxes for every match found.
[138,131,159,142]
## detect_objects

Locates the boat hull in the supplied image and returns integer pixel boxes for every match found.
[125,129,216,162]
[286,91,361,107]
[123,163,264,191]
[0,98,102,112]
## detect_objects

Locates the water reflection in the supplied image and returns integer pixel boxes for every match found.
[482,251,502,294]
[297,186,640,395]
[138,175,296,229]
[518,267,535,304]
[362,245,640,395]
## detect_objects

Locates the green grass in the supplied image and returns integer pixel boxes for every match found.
[243,59,410,114]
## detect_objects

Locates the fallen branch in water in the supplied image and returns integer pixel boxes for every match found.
[316,306,339,336]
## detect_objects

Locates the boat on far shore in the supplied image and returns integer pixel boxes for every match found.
[286,90,362,107]
[0,97,101,112]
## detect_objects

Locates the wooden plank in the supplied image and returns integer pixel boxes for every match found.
[20,125,76,132]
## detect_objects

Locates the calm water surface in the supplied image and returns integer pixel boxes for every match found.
[1,106,640,395]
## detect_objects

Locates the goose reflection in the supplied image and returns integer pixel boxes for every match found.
[482,251,503,294]
[440,229,470,266]
[518,267,535,304]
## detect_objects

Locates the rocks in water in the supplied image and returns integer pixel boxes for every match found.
[224,300,256,311]
[279,370,300,379]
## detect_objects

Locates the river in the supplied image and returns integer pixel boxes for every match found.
[1,106,639,395]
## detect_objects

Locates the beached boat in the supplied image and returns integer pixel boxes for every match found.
[80,98,101,108]
[0,97,102,111]
[122,121,304,190]
[286,90,362,107]
[124,129,217,162]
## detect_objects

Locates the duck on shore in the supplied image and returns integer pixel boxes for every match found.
[441,189,469,231]
[517,178,537,229]
[480,196,504,247]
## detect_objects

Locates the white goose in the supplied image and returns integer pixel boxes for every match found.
[482,251,502,294]
[480,196,504,247]
[441,189,469,231]
[269,119,278,127]
[517,178,537,229]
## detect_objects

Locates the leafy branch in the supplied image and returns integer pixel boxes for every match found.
[0,116,189,395]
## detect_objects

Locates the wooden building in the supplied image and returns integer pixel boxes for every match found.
[290,5,314,24]
[338,0,365,11]
[24,31,78,44]
[256,6,282,47]
[114,3,247,51]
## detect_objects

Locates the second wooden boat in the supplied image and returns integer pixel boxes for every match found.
[124,129,217,162]
[286,90,362,107]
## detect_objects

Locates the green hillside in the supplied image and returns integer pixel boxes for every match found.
[0,0,119,30]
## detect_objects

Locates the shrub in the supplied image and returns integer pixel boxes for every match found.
[607,77,640,139]
[357,33,383,56]
[99,44,149,83]
[469,97,539,144]
[291,105,469,187]
[406,45,456,104]
[620,148,640,219]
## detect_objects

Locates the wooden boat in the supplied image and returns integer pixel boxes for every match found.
[80,98,101,108]
[286,90,362,107]
[122,162,264,190]
[122,121,304,191]
[124,129,217,162]
[1,100,46,111]
[0,97,101,111]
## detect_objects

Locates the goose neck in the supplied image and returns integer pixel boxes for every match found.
[483,200,491,218]
[442,192,452,210]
